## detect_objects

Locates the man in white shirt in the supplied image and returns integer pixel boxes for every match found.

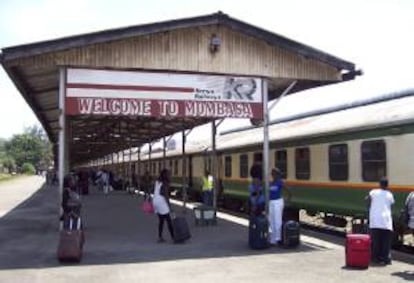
[366,177,394,265]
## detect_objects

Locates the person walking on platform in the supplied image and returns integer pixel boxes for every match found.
[201,170,214,206]
[268,168,291,245]
[61,174,82,229]
[152,169,174,243]
[101,170,110,195]
[366,177,394,265]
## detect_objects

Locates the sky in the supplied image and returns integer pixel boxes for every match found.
[0,0,413,141]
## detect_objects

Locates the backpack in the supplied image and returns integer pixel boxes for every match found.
[67,189,81,215]
[69,190,81,203]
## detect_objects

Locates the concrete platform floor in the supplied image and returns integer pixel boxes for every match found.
[0,176,413,283]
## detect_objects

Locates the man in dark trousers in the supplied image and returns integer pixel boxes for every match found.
[366,177,394,265]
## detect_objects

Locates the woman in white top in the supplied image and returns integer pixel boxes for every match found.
[152,169,174,243]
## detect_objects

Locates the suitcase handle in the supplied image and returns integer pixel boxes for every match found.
[69,217,82,230]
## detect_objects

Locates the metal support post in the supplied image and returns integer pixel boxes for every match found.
[122,150,126,180]
[58,67,66,196]
[116,152,120,176]
[211,121,218,209]
[129,147,132,183]
[181,130,187,211]
[149,143,152,175]
[268,80,297,111]
[138,147,141,176]
[262,79,270,216]
[163,137,167,168]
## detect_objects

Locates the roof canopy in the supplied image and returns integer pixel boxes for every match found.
[0,12,359,166]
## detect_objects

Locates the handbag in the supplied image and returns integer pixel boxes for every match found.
[141,199,154,214]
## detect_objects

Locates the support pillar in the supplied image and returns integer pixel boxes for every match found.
[182,130,187,211]
[211,121,218,209]
[163,137,166,168]
[149,143,152,176]
[58,67,67,195]
[262,79,270,216]
[129,147,132,183]
[138,147,141,177]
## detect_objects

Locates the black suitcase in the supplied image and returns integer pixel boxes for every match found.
[172,216,191,243]
[282,220,300,248]
[248,215,269,249]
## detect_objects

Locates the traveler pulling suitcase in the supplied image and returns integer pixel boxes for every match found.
[248,215,269,249]
[282,220,300,248]
[57,217,84,262]
[345,234,371,268]
[172,216,191,243]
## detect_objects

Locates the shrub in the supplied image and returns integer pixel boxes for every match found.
[22,162,36,175]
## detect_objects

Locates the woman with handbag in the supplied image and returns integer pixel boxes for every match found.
[152,169,174,243]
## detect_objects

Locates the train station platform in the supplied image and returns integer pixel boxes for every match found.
[0,176,413,283]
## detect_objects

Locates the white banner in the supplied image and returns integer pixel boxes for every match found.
[65,68,263,118]
[67,68,262,102]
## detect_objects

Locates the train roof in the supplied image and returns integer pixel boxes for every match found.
[216,88,414,151]
[130,89,414,161]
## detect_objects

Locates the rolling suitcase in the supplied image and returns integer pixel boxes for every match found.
[248,215,269,249]
[345,234,371,268]
[172,216,191,243]
[282,220,300,248]
[57,218,84,262]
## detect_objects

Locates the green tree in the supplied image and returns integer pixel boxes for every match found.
[0,138,6,172]
[21,162,36,175]
[5,125,52,171]
[2,155,16,173]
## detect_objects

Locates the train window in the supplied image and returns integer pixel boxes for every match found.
[239,154,249,178]
[274,150,287,178]
[225,156,232,177]
[361,140,386,182]
[295,147,310,180]
[174,159,178,175]
[329,144,348,181]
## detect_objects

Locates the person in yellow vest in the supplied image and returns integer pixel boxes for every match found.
[202,170,214,206]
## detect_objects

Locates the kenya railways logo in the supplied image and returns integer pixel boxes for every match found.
[223,78,257,101]
[194,77,258,101]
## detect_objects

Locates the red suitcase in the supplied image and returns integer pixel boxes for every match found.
[57,218,84,262]
[345,234,371,268]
